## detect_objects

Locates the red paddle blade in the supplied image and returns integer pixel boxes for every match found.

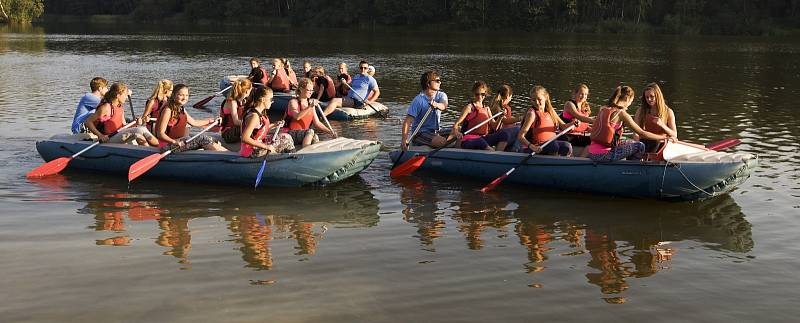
[707,138,741,151]
[192,95,215,109]
[479,174,509,193]
[128,153,164,182]
[389,155,427,177]
[26,157,72,178]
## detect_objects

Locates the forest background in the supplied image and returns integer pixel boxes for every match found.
[2,0,800,35]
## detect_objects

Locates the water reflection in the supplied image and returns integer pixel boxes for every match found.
[398,177,753,299]
[66,176,379,269]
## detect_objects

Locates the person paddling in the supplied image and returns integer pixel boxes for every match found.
[240,87,294,158]
[633,83,678,153]
[322,60,380,112]
[140,79,173,133]
[401,71,449,150]
[517,86,579,156]
[155,84,227,152]
[71,77,108,134]
[587,85,669,162]
[283,78,336,148]
[335,62,351,98]
[451,81,509,151]
[84,82,159,147]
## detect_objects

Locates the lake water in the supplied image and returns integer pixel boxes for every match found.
[1,23,798,322]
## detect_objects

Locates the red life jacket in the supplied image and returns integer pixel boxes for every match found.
[286,98,313,130]
[146,98,163,133]
[590,106,624,147]
[240,109,271,158]
[257,67,268,85]
[525,108,557,145]
[95,102,125,135]
[337,73,351,97]
[220,98,245,132]
[643,113,666,135]
[287,68,298,86]
[564,100,591,133]
[160,107,187,140]
[463,103,491,136]
[322,75,336,100]
[270,68,292,92]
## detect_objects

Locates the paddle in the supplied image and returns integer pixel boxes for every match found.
[316,103,337,138]
[255,120,285,189]
[480,124,577,193]
[127,121,219,182]
[391,110,504,178]
[192,85,232,110]
[706,137,741,151]
[127,95,137,121]
[340,78,388,119]
[390,104,435,171]
[27,121,138,178]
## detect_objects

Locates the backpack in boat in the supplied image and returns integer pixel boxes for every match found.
[590,107,622,147]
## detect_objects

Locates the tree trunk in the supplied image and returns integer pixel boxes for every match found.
[0,0,10,22]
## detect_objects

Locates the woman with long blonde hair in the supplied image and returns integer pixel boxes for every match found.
[561,83,595,148]
[587,86,667,162]
[633,83,677,153]
[141,79,173,132]
[517,85,578,156]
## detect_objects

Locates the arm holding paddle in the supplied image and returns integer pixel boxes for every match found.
[83,104,113,143]
[241,114,278,154]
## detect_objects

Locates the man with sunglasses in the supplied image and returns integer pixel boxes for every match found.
[401,71,449,150]
[322,60,381,113]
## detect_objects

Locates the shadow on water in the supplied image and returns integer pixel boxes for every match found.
[28,172,379,270]
[395,175,753,300]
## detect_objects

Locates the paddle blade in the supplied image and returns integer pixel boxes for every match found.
[192,95,215,109]
[26,157,72,178]
[479,173,509,193]
[254,159,267,189]
[707,138,741,151]
[389,155,426,177]
[128,153,164,182]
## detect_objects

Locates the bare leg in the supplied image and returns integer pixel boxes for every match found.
[496,141,507,152]
[302,129,316,147]
[323,98,342,116]
[204,142,228,151]
[430,135,448,148]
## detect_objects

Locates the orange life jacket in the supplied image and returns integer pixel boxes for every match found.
[270,68,292,92]
[464,103,491,136]
[643,113,666,135]
[95,102,125,135]
[286,98,313,130]
[590,106,624,147]
[220,98,245,132]
[524,108,557,145]
[240,109,271,158]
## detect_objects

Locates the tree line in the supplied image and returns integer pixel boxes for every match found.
[3,0,798,35]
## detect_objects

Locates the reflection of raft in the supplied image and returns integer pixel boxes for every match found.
[218,76,389,121]
[389,144,758,201]
[35,135,381,187]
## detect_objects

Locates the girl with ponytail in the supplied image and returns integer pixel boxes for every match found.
[489,84,522,151]
[587,85,667,162]
[220,79,253,143]
[141,79,173,132]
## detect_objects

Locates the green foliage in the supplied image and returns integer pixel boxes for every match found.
[32,0,800,35]
[2,0,44,23]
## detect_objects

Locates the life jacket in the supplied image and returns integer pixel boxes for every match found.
[220,98,245,132]
[590,106,624,147]
[462,103,491,136]
[285,98,313,130]
[240,109,271,158]
[562,99,591,133]
[146,98,164,133]
[525,108,557,145]
[95,102,125,135]
[318,75,336,101]
[642,113,666,135]
[287,68,298,87]
[336,73,351,97]
[270,68,292,92]
[257,67,268,85]
[160,106,188,142]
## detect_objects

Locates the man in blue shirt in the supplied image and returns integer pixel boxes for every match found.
[401,71,449,150]
[71,77,108,134]
[317,60,380,115]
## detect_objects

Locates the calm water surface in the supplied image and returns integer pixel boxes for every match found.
[1,23,799,322]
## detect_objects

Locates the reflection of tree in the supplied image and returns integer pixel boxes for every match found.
[156,217,191,262]
[227,215,273,270]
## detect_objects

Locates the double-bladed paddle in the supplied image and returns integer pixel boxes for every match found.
[391,111,504,178]
[127,120,219,182]
[255,120,285,189]
[193,85,232,110]
[27,121,139,178]
[480,124,577,193]
[340,78,388,119]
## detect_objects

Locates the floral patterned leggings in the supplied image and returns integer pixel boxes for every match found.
[588,140,646,162]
